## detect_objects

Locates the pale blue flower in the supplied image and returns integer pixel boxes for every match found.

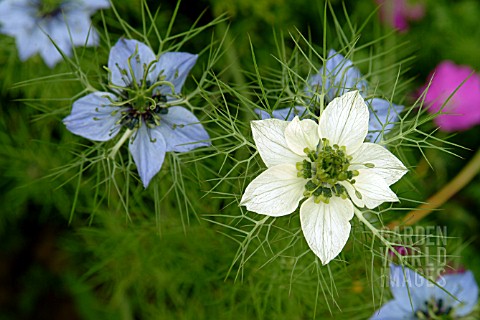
[254,106,307,121]
[0,0,110,68]
[307,49,369,104]
[371,264,479,319]
[257,50,404,142]
[63,39,210,188]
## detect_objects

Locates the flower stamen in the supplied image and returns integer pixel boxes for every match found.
[297,138,356,203]
[415,298,456,319]
[116,101,169,130]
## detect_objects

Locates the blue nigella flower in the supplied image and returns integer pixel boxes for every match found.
[371,263,479,319]
[63,39,210,188]
[256,49,404,142]
[0,0,110,68]
[255,106,307,121]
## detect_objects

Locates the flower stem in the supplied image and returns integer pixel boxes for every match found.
[354,208,406,261]
[354,207,383,240]
[109,129,133,159]
[388,148,480,229]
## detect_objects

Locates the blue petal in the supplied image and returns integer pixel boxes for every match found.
[129,124,167,188]
[389,264,430,313]
[0,0,103,67]
[0,0,43,62]
[320,49,368,102]
[156,106,210,152]
[78,0,110,12]
[63,10,100,47]
[366,98,404,142]
[108,39,158,87]
[435,271,479,317]
[306,73,324,97]
[15,28,44,62]
[0,0,36,36]
[38,18,73,67]
[370,300,413,320]
[154,52,198,97]
[63,92,123,141]
[254,106,307,121]
[254,109,272,120]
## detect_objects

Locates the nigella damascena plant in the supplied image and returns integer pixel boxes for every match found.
[371,264,479,319]
[0,0,110,68]
[63,39,210,188]
[241,91,407,265]
[256,49,404,143]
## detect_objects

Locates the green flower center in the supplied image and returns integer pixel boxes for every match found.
[37,0,66,18]
[415,298,455,319]
[111,54,174,130]
[296,138,360,204]
[118,93,169,130]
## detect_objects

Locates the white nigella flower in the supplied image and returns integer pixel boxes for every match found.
[240,91,407,264]
[255,49,404,143]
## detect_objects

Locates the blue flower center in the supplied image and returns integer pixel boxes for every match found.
[118,92,169,130]
[111,51,176,131]
[415,298,455,319]
[296,138,361,204]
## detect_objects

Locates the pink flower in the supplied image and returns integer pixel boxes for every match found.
[441,265,466,276]
[422,61,480,132]
[388,245,412,257]
[376,0,425,31]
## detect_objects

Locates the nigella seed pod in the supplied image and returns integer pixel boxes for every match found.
[122,116,139,130]
[312,187,322,197]
[322,187,332,198]
[305,180,317,191]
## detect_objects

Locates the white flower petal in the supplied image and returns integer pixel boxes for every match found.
[350,142,407,186]
[284,117,319,156]
[300,196,353,265]
[240,164,305,217]
[251,119,304,168]
[340,182,363,208]
[319,91,369,153]
[341,171,399,209]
